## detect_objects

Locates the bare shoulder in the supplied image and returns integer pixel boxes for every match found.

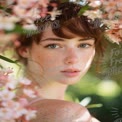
[29,99,93,122]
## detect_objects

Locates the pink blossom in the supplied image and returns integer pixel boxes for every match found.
[23,24,37,30]
[89,0,102,7]
[2,100,28,118]
[0,89,16,101]
[0,16,16,30]
[19,98,29,107]
[18,77,32,85]
[25,8,40,20]
[13,105,28,119]
[105,29,122,44]
[40,7,48,18]
[5,75,18,89]
[0,68,17,88]
[0,74,8,82]
[0,107,15,120]
[39,0,49,7]
[25,109,37,120]
[48,7,62,21]
[17,0,37,9]
[13,6,27,19]
[23,88,37,98]
[83,10,102,20]
[0,68,37,121]
[2,100,18,109]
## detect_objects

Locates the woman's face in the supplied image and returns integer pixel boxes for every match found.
[24,27,95,85]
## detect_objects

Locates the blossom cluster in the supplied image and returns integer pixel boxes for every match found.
[0,68,37,122]
[83,0,122,44]
[0,0,61,49]
[0,0,122,49]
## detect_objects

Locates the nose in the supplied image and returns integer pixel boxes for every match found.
[64,48,79,65]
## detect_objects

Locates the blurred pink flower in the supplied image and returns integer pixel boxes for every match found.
[13,6,27,19]
[89,0,102,7]
[18,77,32,85]
[0,16,19,30]
[40,7,48,18]
[39,0,49,7]
[5,76,18,89]
[17,0,37,9]
[23,88,37,98]
[25,109,37,120]
[0,89,16,101]
[105,29,122,44]
[48,7,62,21]
[83,10,102,20]
[19,98,29,107]
[0,107,15,120]
[0,68,37,121]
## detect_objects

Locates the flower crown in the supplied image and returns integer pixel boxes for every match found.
[0,0,122,48]
[59,0,122,45]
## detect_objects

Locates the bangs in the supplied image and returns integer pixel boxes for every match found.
[52,16,102,40]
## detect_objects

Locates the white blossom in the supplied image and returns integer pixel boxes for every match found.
[25,110,37,120]
[0,89,16,101]
[23,88,37,98]
[83,10,102,20]
[49,7,62,21]
[18,77,32,85]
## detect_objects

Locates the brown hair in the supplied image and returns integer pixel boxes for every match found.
[17,2,107,64]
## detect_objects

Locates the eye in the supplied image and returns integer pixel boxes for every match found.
[44,44,60,49]
[79,43,92,48]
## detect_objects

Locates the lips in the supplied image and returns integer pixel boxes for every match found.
[61,69,81,77]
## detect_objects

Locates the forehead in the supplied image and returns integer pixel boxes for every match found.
[41,26,87,40]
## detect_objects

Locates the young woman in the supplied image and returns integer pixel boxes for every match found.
[16,2,106,122]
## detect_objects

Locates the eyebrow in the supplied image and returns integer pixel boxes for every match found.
[40,37,94,42]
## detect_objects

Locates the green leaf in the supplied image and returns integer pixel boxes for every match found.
[0,55,18,64]
[74,98,80,103]
[78,4,90,16]
[87,103,103,108]
[5,25,25,34]
[5,25,38,35]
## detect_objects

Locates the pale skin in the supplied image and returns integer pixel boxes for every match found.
[19,27,99,122]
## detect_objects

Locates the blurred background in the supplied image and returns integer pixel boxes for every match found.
[66,42,122,122]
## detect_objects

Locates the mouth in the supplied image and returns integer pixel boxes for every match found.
[61,69,81,77]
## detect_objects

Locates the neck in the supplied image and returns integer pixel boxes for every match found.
[25,71,68,100]
[35,83,68,100]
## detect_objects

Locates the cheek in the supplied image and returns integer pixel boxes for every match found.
[81,49,95,71]
[35,52,62,70]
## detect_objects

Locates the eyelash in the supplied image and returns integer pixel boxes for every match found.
[44,44,60,49]
[44,43,93,49]
[78,43,92,48]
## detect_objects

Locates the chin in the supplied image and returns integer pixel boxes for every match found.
[59,77,81,85]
